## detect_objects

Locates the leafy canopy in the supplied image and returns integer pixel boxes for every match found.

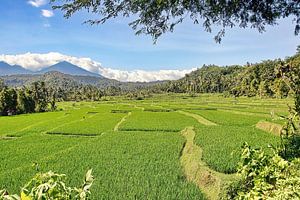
[51,0,300,42]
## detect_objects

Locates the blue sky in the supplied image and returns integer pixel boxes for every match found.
[0,0,299,81]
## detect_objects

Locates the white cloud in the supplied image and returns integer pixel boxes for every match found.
[28,0,47,7]
[0,52,195,82]
[100,68,195,82]
[41,9,54,18]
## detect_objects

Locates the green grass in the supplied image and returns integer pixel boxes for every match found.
[194,125,280,173]
[0,94,290,199]
[48,112,126,135]
[188,110,264,126]
[0,132,205,199]
[119,111,198,132]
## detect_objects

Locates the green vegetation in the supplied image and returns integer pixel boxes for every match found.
[0,81,56,116]
[1,170,94,200]
[156,54,300,98]
[194,125,279,173]
[0,94,290,199]
[226,57,300,199]
[119,111,198,132]
[52,0,300,42]
[226,143,300,199]
[1,50,299,198]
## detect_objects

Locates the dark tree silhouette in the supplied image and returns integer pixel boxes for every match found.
[51,0,300,42]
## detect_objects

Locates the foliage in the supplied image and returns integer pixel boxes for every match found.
[0,71,159,100]
[276,53,300,159]
[226,56,300,199]
[156,53,300,98]
[279,105,300,160]
[0,81,55,116]
[0,79,4,91]
[51,0,300,42]
[225,143,300,199]
[0,87,17,115]
[0,170,94,200]
[32,82,49,113]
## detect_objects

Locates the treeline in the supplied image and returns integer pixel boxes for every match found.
[0,80,108,116]
[0,81,57,116]
[39,72,155,100]
[154,52,300,98]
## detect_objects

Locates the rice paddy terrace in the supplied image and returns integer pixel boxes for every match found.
[0,94,291,199]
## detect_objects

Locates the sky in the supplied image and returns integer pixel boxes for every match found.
[0,0,299,82]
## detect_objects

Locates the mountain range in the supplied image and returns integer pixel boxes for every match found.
[0,61,101,77]
[0,61,31,75]
[0,61,164,91]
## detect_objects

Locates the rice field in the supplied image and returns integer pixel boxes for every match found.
[0,94,290,199]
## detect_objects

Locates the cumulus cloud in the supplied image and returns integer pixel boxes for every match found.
[100,68,195,82]
[0,52,195,82]
[28,0,47,7]
[41,9,54,17]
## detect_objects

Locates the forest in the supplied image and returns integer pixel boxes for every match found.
[155,51,300,98]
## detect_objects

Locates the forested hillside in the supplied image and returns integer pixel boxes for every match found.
[2,53,299,99]
[156,53,300,98]
[0,71,164,98]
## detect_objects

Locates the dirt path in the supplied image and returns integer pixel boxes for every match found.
[256,121,282,136]
[180,127,236,200]
[177,111,217,126]
[114,112,132,131]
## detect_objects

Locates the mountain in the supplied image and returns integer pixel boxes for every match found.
[39,61,101,77]
[0,61,31,75]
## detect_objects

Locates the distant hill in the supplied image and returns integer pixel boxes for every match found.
[0,71,164,91]
[0,60,165,91]
[38,61,101,77]
[0,61,31,75]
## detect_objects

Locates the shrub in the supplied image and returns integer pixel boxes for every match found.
[225,143,300,199]
[0,170,94,200]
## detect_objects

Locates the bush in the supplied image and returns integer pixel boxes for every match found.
[0,170,94,200]
[225,143,300,199]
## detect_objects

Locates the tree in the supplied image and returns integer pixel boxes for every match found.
[16,89,26,114]
[32,82,48,112]
[48,87,57,111]
[52,0,300,42]
[272,79,290,98]
[16,88,36,114]
[0,79,4,91]
[24,88,36,113]
[0,88,18,116]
